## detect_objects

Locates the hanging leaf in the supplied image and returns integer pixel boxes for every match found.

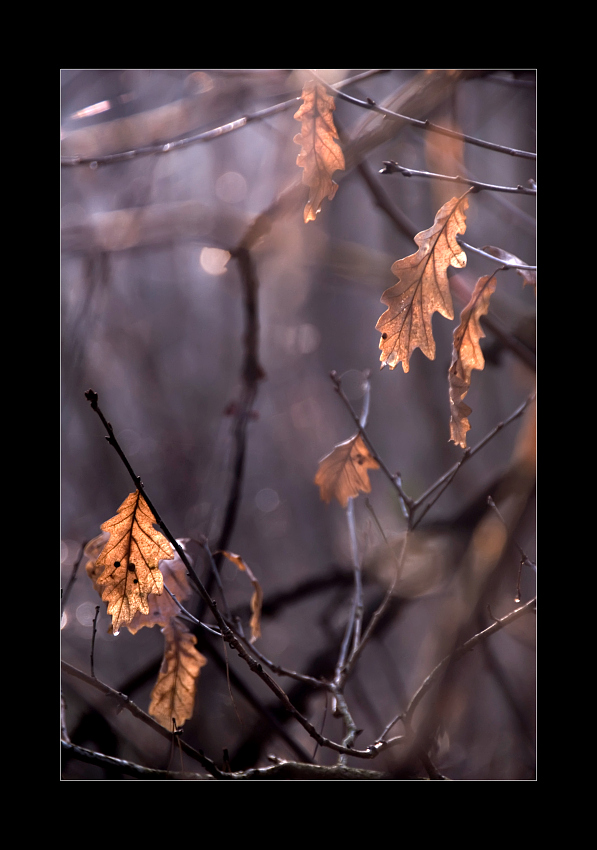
[448,273,498,448]
[87,535,193,635]
[220,551,263,643]
[376,194,469,373]
[294,80,345,223]
[149,619,207,730]
[94,490,173,635]
[315,434,379,508]
[123,544,195,635]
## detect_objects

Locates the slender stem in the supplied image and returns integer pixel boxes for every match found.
[329,371,413,518]
[232,633,327,687]
[162,584,223,636]
[457,239,536,270]
[380,161,536,195]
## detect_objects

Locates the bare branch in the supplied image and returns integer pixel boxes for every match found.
[380,161,536,196]
[403,597,536,727]
[311,70,536,160]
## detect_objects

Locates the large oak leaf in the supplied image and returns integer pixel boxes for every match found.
[315,434,379,508]
[95,490,173,635]
[448,273,497,448]
[376,195,469,373]
[294,80,345,223]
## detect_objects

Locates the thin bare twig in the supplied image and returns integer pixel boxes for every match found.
[61,740,206,780]
[61,70,389,167]
[457,239,536,270]
[487,496,536,603]
[411,392,536,527]
[380,161,536,195]
[347,501,409,673]
[403,597,536,727]
[311,71,536,161]
[329,370,413,520]
[61,660,224,777]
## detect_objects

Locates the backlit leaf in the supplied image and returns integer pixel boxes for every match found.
[448,273,498,448]
[376,194,469,373]
[94,490,173,635]
[294,80,345,223]
[124,544,194,635]
[149,619,207,730]
[315,434,379,508]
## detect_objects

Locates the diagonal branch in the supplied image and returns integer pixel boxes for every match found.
[411,392,536,527]
[403,597,536,727]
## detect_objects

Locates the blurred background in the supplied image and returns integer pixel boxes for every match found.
[61,69,536,780]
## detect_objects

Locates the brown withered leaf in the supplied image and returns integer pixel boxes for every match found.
[220,551,263,642]
[315,434,379,508]
[124,545,194,635]
[149,619,207,730]
[294,80,345,223]
[376,194,469,373]
[86,535,190,635]
[481,245,537,289]
[95,490,173,635]
[448,274,498,448]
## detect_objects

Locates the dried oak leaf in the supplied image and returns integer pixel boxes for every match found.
[124,544,194,635]
[94,490,173,635]
[294,80,345,223]
[220,551,263,643]
[149,619,207,730]
[448,273,498,448]
[376,195,469,373]
[315,434,379,508]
